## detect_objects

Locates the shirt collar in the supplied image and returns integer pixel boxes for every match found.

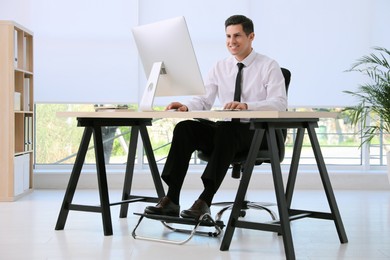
[232,49,256,67]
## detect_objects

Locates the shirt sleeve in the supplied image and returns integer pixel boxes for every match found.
[246,62,288,111]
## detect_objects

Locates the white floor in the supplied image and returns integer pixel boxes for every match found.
[0,189,389,260]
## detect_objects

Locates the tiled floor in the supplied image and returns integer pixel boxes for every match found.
[0,189,389,259]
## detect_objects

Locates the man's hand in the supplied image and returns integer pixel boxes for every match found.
[166,102,188,111]
[223,101,248,110]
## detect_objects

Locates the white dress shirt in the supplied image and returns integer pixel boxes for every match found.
[185,50,287,114]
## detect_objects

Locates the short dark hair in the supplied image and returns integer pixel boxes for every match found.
[225,15,254,36]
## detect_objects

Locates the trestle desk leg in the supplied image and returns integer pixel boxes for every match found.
[267,125,295,260]
[306,122,348,244]
[285,128,305,207]
[119,126,140,218]
[55,127,92,231]
[92,126,113,236]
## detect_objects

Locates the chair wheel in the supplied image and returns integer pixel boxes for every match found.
[240,210,246,217]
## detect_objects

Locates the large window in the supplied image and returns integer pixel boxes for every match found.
[34,104,388,172]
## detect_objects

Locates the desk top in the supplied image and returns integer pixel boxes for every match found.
[57,110,338,119]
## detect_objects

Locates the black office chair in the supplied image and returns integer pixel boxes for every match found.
[197,67,291,220]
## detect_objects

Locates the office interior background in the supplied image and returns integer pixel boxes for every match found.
[1,0,390,190]
[1,1,390,259]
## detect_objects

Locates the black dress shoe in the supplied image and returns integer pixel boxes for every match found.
[180,199,210,219]
[144,196,180,217]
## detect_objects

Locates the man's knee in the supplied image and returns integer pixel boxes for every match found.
[174,120,200,134]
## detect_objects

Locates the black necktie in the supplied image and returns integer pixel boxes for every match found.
[234,63,245,102]
[232,63,244,122]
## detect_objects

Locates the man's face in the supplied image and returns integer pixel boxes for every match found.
[225,24,254,61]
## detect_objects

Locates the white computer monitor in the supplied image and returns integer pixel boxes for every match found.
[132,16,205,111]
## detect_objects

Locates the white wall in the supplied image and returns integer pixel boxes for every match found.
[0,0,389,106]
[31,0,140,104]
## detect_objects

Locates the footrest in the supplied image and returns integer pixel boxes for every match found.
[132,212,224,245]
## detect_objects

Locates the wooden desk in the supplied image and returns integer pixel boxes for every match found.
[55,111,347,259]
[56,110,338,120]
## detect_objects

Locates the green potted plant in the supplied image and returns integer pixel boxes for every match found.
[343,46,390,182]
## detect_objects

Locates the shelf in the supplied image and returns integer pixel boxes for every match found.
[15,151,33,156]
[14,111,34,114]
[0,21,34,201]
[14,67,33,75]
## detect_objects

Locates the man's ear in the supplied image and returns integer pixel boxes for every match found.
[249,32,255,41]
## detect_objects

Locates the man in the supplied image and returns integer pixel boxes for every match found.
[145,15,287,219]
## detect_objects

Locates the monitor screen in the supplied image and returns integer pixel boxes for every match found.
[132,16,205,111]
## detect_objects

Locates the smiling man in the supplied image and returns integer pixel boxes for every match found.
[145,15,287,219]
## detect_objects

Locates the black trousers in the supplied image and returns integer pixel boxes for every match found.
[161,119,257,204]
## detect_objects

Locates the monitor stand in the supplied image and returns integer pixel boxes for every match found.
[139,62,165,111]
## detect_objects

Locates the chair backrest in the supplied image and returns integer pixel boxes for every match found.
[277,67,291,159]
[281,67,291,94]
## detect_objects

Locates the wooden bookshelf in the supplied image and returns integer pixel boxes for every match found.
[0,21,34,201]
